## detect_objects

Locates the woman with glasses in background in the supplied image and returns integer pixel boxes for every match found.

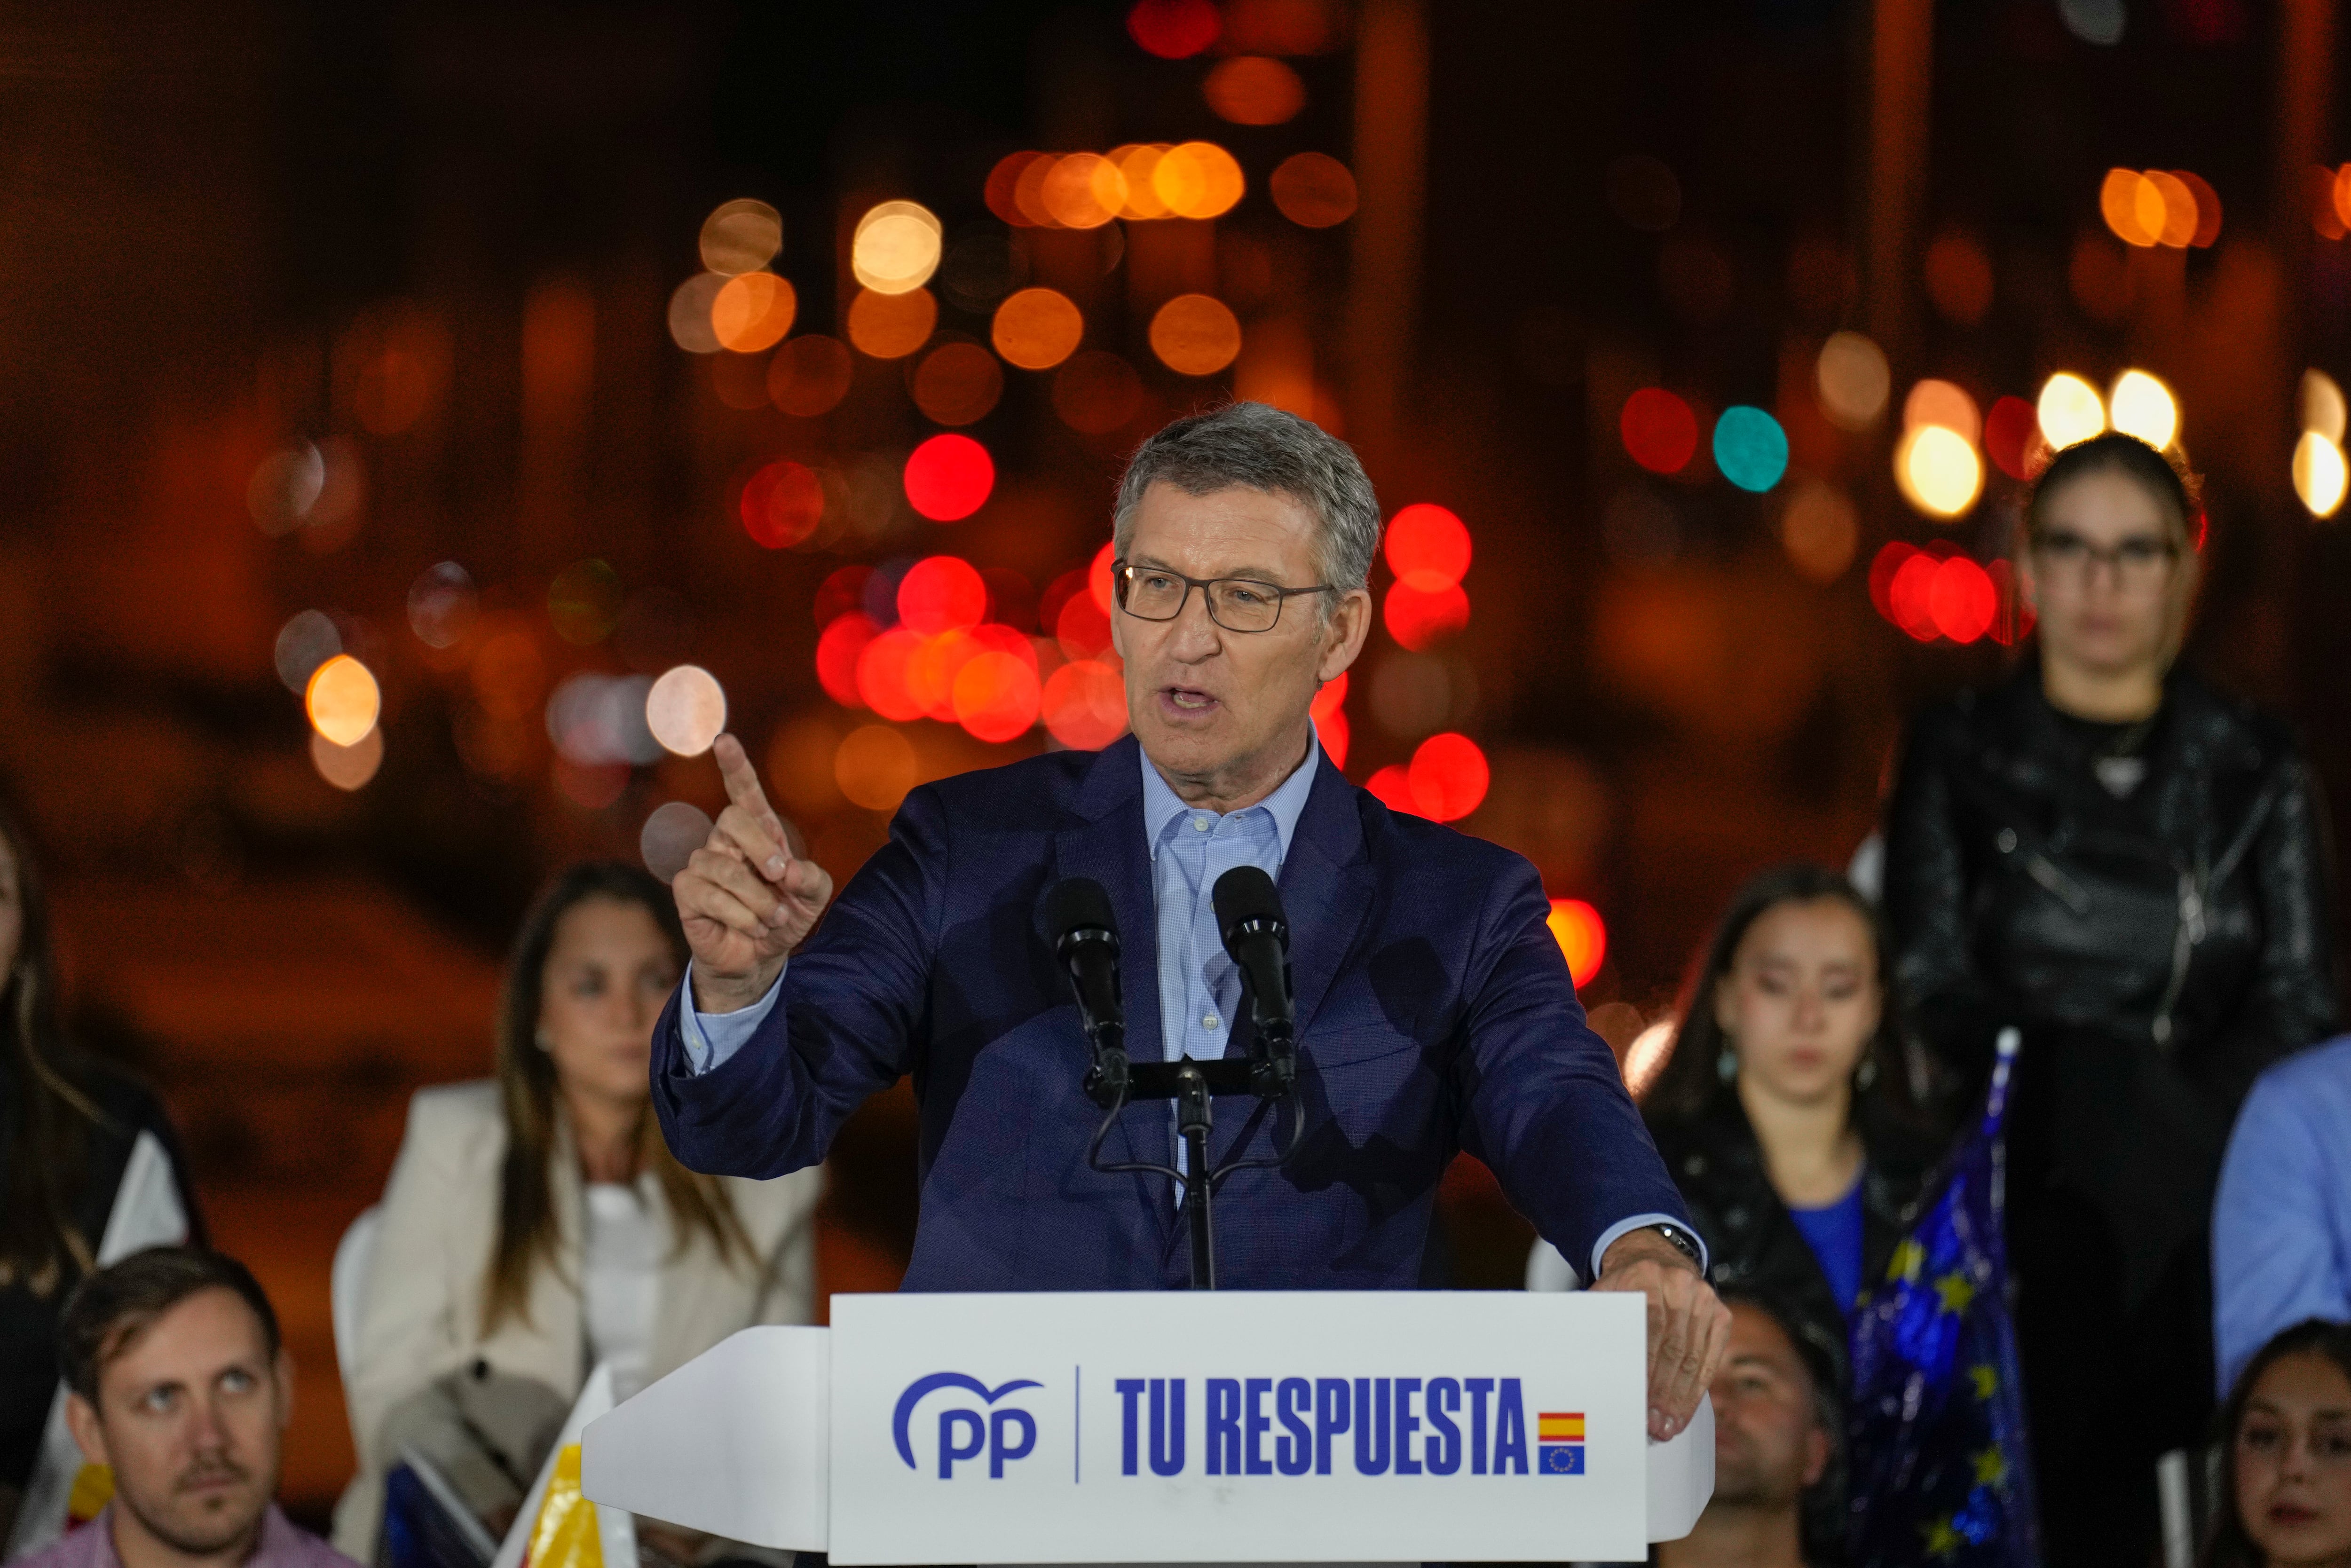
[1881,432,2341,1567]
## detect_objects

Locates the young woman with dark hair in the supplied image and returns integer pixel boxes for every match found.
[334,862,823,1559]
[1639,864,1939,1393]
[0,799,201,1551]
[2202,1319,2351,1568]
[1881,433,2341,1565]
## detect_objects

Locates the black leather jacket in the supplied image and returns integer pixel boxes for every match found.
[1881,661,2338,1296]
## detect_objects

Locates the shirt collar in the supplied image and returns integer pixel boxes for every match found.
[1139,724,1321,863]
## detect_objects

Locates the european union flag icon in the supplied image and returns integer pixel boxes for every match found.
[1538,1444,1584,1475]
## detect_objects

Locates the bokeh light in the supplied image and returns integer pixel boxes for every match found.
[739,460,826,549]
[306,654,381,747]
[1127,0,1220,57]
[952,652,1043,742]
[700,199,783,276]
[472,629,546,721]
[311,728,385,792]
[1546,899,1607,987]
[836,724,919,812]
[1384,504,1472,590]
[852,201,943,294]
[1149,294,1243,375]
[857,628,928,721]
[2174,170,2223,246]
[710,272,797,353]
[1365,765,1418,816]
[2145,171,2199,247]
[1894,425,1984,518]
[1984,396,2043,481]
[1111,145,1173,220]
[407,563,478,650]
[903,434,994,521]
[1203,56,1306,125]
[639,801,714,883]
[2301,369,2347,443]
[993,288,1085,370]
[910,342,1004,426]
[2037,372,2108,449]
[1409,733,1490,822]
[2108,369,2178,449]
[1712,406,1789,493]
[769,335,854,416]
[1928,555,1996,642]
[1269,153,1358,227]
[548,558,623,645]
[1384,582,1470,651]
[1052,351,1145,434]
[2294,431,2349,519]
[847,287,939,359]
[1778,481,1857,582]
[646,666,727,756]
[897,556,988,635]
[816,614,879,708]
[1041,153,1125,229]
[1815,331,1891,430]
[1605,154,1682,232]
[2100,168,2169,248]
[986,152,1047,226]
[1041,661,1129,749]
[667,274,726,354]
[1153,142,1245,219]
[1621,388,1699,474]
[276,610,341,693]
[1903,379,1980,445]
[548,673,661,767]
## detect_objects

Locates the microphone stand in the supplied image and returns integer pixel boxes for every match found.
[1174,1063,1216,1289]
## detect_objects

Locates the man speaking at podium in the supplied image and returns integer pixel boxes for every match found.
[654,403,1729,1441]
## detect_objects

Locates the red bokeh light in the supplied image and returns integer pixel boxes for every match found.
[1089,541,1117,615]
[1384,581,1470,651]
[1983,396,2041,482]
[1042,660,1129,749]
[903,434,995,521]
[816,613,879,708]
[906,629,981,719]
[1409,733,1489,822]
[856,627,930,721]
[1621,388,1700,474]
[952,651,1043,743]
[1384,504,1472,590]
[986,152,1046,227]
[1311,671,1350,768]
[1366,765,1419,816]
[1867,542,1914,623]
[1127,0,1220,58]
[1889,552,1942,641]
[814,565,873,628]
[1928,555,1996,643]
[739,459,825,549]
[1986,559,2037,646]
[968,622,1041,674]
[1310,670,1349,721]
[1547,899,1608,987]
[897,556,988,637]
[1057,590,1114,660]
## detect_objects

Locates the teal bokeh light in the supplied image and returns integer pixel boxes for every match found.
[1714,406,1790,493]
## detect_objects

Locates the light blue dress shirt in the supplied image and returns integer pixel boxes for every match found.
[678,726,1687,1284]
[2212,1033,2351,1393]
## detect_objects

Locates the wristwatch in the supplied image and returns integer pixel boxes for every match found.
[1641,1222,1704,1269]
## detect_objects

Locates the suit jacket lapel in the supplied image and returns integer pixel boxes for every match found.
[1049,737,1175,1251]
[1279,748,1378,1040]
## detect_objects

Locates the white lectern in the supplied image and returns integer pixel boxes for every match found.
[582,1292,1711,1564]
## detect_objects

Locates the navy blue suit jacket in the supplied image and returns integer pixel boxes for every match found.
[651,736,1689,1289]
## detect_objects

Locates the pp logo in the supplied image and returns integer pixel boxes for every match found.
[892,1372,1042,1479]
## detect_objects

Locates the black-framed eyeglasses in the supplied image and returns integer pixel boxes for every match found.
[2029,530,2178,583]
[1110,560,1335,634]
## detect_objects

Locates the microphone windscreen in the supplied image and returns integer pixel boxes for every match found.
[1045,877,1118,947]
[1212,865,1285,946]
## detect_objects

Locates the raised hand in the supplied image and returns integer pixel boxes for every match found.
[674,733,835,1012]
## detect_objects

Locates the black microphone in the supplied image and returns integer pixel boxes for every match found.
[1212,866,1296,1095]
[1045,877,1129,1108]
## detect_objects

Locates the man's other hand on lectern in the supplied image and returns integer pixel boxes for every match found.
[1594,1227,1732,1443]
[677,733,835,1013]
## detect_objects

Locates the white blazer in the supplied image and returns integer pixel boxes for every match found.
[331,1081,824,1557]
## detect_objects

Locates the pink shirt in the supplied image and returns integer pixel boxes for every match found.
[15,1506,361,1568]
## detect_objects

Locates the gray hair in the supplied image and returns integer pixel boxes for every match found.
[1112,402,1381,598]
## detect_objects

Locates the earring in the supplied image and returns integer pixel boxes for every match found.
[1717,1045,1738,1084]
[535,1030,553,1052]
[1856,1057,1879,1091]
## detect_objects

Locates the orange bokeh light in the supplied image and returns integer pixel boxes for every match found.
[1149,294,1243,376]
[1202,56,1306,125]
[710,272,797,352]
[1409,733,1490,822]
[1041,153,1126,229]
[1384,581,1469,651]
[847,287,938,359]
[993,288,1085,370]
[306,655,381,747]
[816,613,879,708]
[1111,145,1173,220]
[856,627,930,721]
[769,334,854,416]
[986,152,1047,226]
[835,724,918,812]
[910,342,1003,426]
[897,555,988,636]
[1384,504,1471,590]
[1053,351,1145,434]
[1546,899,1608,987]
[2101,168,2168,248]
[1041,660,1129,749]
[1153,142,1246,219]
[952,651,1043,742]
[1903,378,1981,446]
[1269,152,1358,227]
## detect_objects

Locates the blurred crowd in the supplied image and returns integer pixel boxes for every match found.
[3,429,2350,1568]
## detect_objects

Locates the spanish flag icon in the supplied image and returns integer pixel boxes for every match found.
[1537,1412,1586,1442]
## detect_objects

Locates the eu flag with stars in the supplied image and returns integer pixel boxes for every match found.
[1846,1029,2040,1567]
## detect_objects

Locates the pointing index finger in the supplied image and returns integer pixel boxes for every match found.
[712,733,782,835]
